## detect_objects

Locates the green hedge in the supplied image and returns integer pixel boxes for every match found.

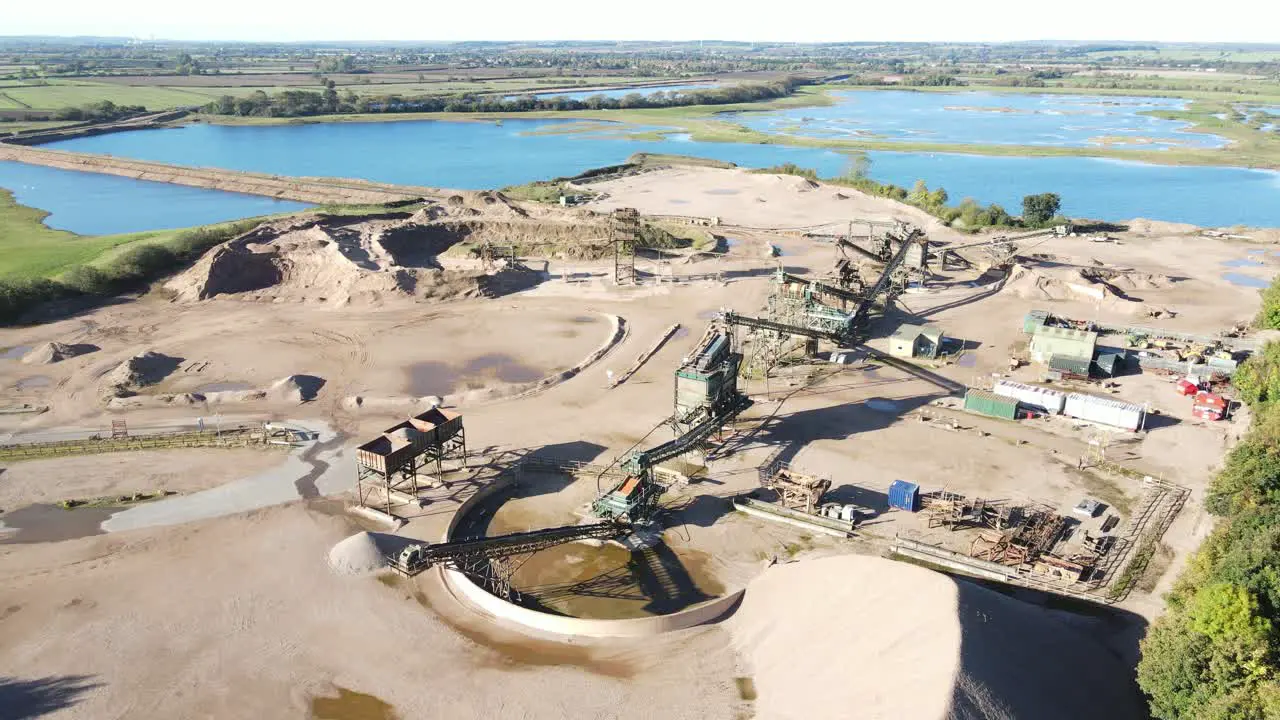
[1138,344,1280,718]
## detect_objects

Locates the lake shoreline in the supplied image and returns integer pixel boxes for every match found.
[178,86,1280,171]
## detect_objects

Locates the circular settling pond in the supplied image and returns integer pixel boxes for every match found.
[452,472,724,620]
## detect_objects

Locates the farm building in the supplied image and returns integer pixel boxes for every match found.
[888,324,944,360]
[1029,325,1097,366]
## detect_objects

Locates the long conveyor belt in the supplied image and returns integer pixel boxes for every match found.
[851,230,918,329]
[720,310,845,343]
[628,398,752,473]
[391,521,625,576]
[776,271,863,304]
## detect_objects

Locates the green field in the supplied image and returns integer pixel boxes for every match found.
[0,80,212,110]
[0,75,672,110]
[0,190,149,279]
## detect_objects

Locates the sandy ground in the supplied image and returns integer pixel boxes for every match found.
[0,448,287,511]
[1,166,1272,718]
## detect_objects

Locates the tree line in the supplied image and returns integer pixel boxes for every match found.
[756,160,1065,231]
[200,79,805,118]
[1135,281,1280,718]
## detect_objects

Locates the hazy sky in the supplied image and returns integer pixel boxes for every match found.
[4,0,1276,44]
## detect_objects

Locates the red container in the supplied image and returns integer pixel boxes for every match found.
[1193,392,1227,421]
[1176,379,1198,396]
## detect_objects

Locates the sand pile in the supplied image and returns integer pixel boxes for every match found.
[1004,264,1075,301]
[21,341,95,364]
[771,175,820,192]
[100,350,181,398]
[728,556,1143,720]
[328,532,386,575]
[164,201,612,304]
[268,375,325,403]
[1105,271,1175,291]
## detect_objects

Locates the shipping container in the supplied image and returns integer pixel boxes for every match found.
[888,480,920,512]
[1064,393,1145,431]
[992,380,1066,415]
[1023,310,1050,334]
[1193,392,1227,421]
[964,388,1019,420]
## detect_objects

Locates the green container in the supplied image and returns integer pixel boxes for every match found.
[964,388,1018,420]
[1023,310,1050,334]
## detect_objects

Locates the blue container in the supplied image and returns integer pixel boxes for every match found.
[888,480,921,512]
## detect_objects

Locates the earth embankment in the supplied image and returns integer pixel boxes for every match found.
[0,144,449,204]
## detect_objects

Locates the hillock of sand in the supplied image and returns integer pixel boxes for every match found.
[164,195,620,305]
[100,350,182,398]
[21,341,97,364]
[729,555,1145,720]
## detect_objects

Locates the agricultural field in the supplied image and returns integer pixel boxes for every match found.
[0,80,212,110]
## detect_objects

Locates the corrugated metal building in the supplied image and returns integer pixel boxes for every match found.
[1093,346,1130,377]
[1049,354,1093,377]
[1030,326,1098,365]
[993,380,1066,415]
[888,324,945,359]
[964,388,1019,420]
[1064,393,1145,431]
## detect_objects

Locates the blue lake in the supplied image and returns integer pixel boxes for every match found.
[736,90,1225,149]
[505,83,720,102]
[0,161,309,235]
[2,112,1278,234]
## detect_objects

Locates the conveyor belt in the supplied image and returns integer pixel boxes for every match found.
[391,522,624,575]
[720,310,846,343]
[851,229,918,329]
[776,271,864,304]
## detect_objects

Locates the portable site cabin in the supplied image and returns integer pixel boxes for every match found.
[992,380,1066,415]
[1063,393,1145,431]
[888,324,944,360]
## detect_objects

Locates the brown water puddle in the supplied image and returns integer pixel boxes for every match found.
[14,376,52,391]
[510,541,724,620]
[460,476,726,620]
[404,353,543,396]
[0,503,117,544]
[310,687,396,720]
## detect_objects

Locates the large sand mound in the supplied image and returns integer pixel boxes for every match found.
[328,532,386,575]
[165,201,613,305]
[100,350,182,398]
[729,556,1143,720]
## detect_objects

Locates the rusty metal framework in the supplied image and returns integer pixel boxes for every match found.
[967,508,1068,566]
[761,464,831,514]
[923,491,1013,532]
[355,410,468,519]
[610,208,640,285]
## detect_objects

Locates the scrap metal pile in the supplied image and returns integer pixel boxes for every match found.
[920,491,1116,584]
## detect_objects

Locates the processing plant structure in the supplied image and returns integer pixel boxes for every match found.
[592,320,753,523]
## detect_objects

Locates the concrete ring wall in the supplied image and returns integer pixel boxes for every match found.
[440,469,744,638]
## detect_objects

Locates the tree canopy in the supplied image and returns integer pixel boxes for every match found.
[1021,192,1062,226]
